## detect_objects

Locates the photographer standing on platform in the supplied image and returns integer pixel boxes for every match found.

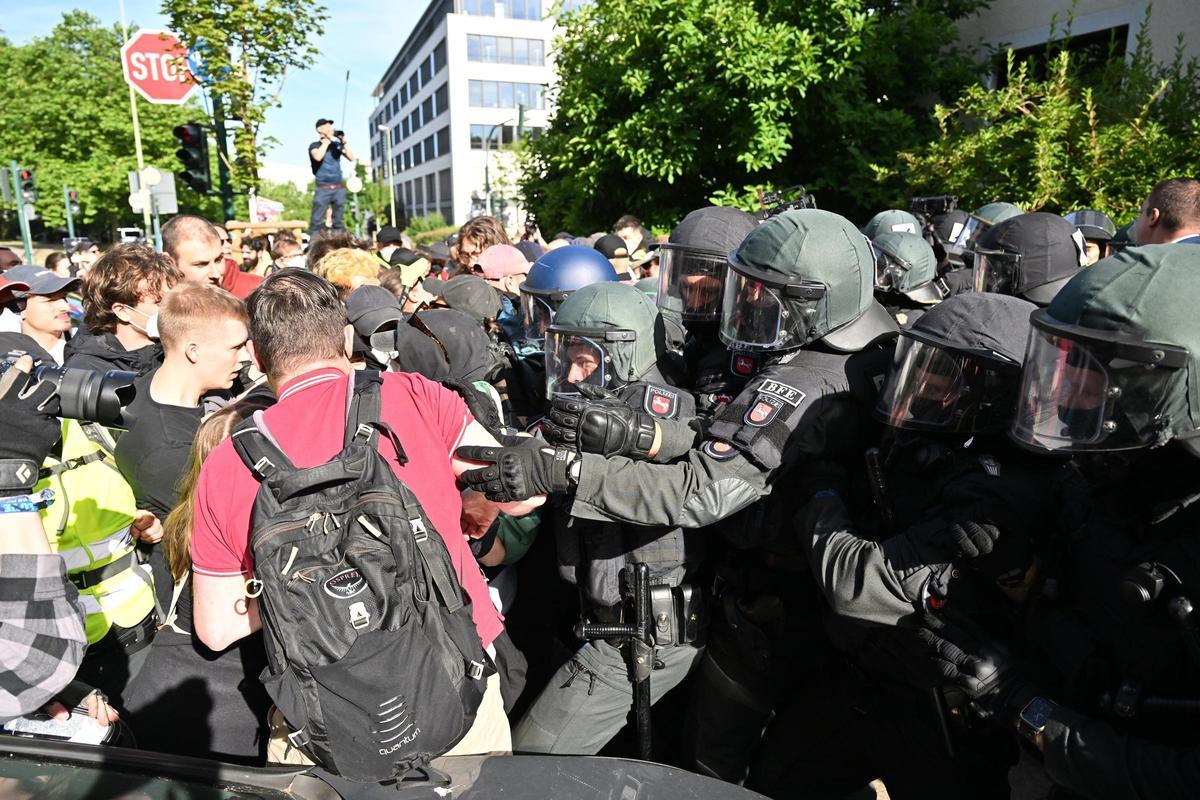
[308,118,355,237]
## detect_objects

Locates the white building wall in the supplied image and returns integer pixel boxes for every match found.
[369,0,558,230]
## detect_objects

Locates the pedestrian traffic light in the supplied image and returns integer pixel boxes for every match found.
[68,190,81,217]
[18,168,37,205]
[173,122,212,194]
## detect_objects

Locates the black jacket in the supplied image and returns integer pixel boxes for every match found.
[62,330,161,375]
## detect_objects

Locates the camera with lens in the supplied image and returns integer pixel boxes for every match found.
[909,194,959,221]
[334,129,346,139]
[758,184,818,220]
[0,357,138,429]
[525,214,538,235]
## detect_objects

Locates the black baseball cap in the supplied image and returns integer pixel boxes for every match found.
[594,234,629,260]
[345,285,403,337]
[423,275,502,322]
[377,225,405,246]
[315,118,334,128]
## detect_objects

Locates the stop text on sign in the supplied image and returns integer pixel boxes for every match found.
[121,29,198,105]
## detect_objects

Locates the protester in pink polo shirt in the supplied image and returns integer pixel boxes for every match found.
[188,269,543,755]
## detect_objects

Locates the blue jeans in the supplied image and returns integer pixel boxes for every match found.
[310,186,347,233]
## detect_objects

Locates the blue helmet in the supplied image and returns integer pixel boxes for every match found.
[519,245,619,340]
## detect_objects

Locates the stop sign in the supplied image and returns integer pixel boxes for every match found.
[121,29,198,105]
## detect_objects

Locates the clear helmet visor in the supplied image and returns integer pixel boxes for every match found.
[953,215,988,250]
[657,246,727,321]
[973,248,1021,295]
[719,268,828,350]
[1011,322,1188,452]
[544,331,613,398]
[520,291,556,342]
[875,335,1019,432]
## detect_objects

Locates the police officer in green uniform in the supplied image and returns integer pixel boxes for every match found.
[457,209,898,776]
[510,282,705,754]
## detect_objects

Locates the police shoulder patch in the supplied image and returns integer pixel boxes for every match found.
[643,386,680,419]
[744,395,785,427]
[730,351,759,377]
[701,439,738,460]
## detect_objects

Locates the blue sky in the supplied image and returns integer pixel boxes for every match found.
[4,1,422,185]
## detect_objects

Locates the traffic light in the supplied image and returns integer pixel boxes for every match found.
[18,168,37,204]
[173,122,212,194]
[68,190,81,217]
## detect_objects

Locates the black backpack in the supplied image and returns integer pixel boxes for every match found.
[231,371,489,782]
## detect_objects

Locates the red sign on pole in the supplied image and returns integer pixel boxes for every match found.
[121,30,197,105]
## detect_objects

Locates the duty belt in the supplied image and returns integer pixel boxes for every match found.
[69,551,137,591]
[317,182,345,190]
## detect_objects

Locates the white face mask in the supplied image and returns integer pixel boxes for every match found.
[117,305,159,340]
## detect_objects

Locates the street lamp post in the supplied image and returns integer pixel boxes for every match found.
[377,124,397,228]
[482,119,513,217]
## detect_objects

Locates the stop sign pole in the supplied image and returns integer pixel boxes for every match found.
[118,1,197,250]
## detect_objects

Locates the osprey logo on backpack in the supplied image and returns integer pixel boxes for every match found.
[324,568,368,599]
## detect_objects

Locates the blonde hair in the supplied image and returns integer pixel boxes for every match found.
[162,395,274,581]
[157,282,248,351]
[315,247,383,298]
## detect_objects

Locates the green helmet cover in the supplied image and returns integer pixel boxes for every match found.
[862,209,923,239]
[973,202,1024,225]
[550,281,660,381]
[1045,244,1200,445]
[872,231,939,297]
[730,209,897,351]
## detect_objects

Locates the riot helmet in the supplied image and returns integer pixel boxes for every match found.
[1064,209,1117,264]
[657,206,758,322]
[721,209,898,353]
[952,201,1024,251]
[971,212,1087,306]
[875,293,1035,434]
[544,282,661,398]
[519,245,619,344]
[871,231,945,305]
[861,209,923,239]
[1109,220,1137,254]
[1011,245,1200,455]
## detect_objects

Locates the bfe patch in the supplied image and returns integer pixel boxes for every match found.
[644,386,680,418]
[743,379,807,427]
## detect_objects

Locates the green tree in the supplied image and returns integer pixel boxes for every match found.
[521,0,985,232]
[895,15,1200,219]
[162,0,327,191]
[256,179,312,222]
[0,11,216,238]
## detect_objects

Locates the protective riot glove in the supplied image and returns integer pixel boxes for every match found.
[546,384,657,459]
[938,497,1035,588]
[870,611,1036,723]
[456,441,577,502]
[941,520,1001,559]
[0,356,62,497]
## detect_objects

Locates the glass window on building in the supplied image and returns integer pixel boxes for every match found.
[422,96,434,122]
[434,39,447,72]
[513,38,529,65]
[400,84,409,106]
[409,73,419,96]
[464,0,495,15]
[531,83,544,109]
[513,82,530,108]
[467,34,481,61]
[392,124,400,145]
[414,178,424,210]
[481,35,497,62]
[530,39,544,66]
[402,118,409,139]
[439,169,452,205]
[499,82,514,108]
[482,80,498,107]
[420,59,432,85]
[426,174,437,208]
[469,80,483,106]
[497,36,512,64]
[435,84,448,116]
[470,124,484,149]
[425,134,436,159]
[436,127,450,157]
[501,124,516,145]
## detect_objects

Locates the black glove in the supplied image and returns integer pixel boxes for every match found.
[868,612,1035,722]
[546,384,657,459]
[940,520,1001,559]
[456,443,576,502]
[938,500,1034,587]
[0,356,62,497]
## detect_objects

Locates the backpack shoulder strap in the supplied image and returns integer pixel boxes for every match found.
[231,412,296,482]
[345,370,408,465]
